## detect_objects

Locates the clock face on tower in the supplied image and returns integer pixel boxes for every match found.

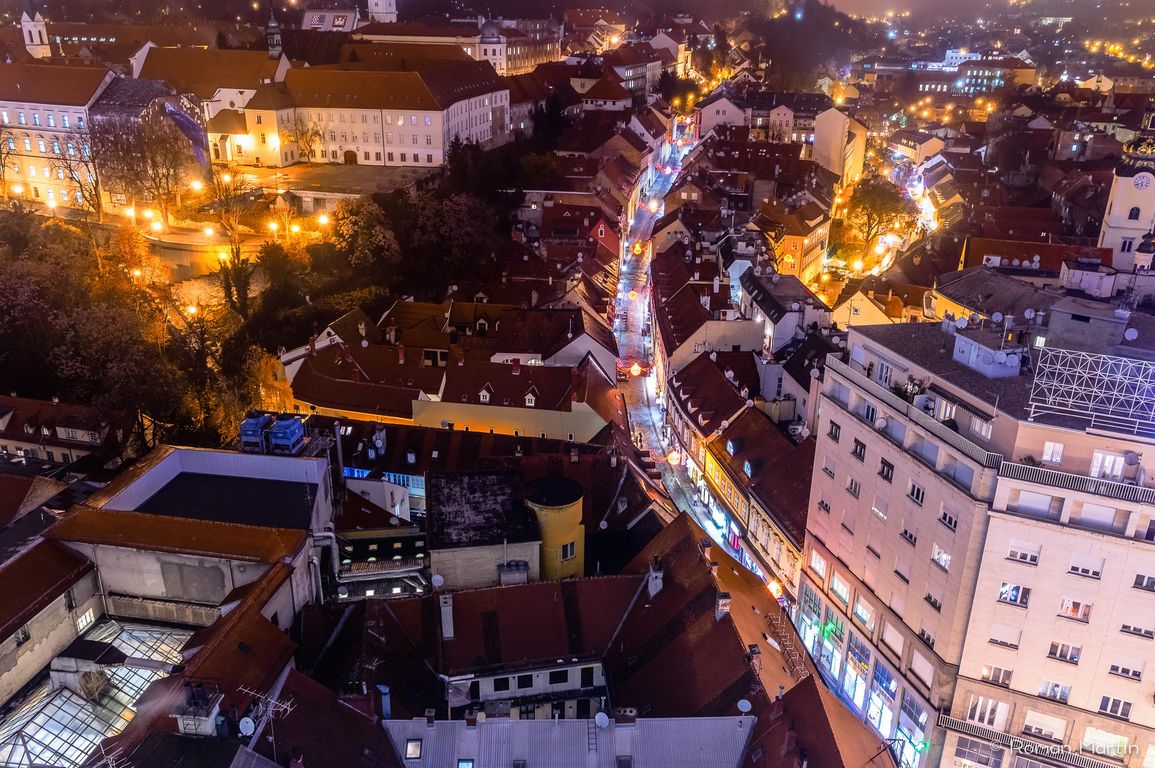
[1135,173,1154,191]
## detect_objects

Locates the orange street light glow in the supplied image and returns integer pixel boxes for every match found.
[317,214,330,225]
[667,451,682,465]
[630,362,642,377]
[632,242,644,255]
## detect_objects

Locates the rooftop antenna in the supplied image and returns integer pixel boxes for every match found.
[91,744,130,768]
[238,685,296,764]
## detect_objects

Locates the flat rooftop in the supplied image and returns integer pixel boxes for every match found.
[137,472,317,529]
[426,471,540,550]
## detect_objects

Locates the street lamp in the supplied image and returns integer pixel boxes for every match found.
[267,221,279,241]
[46,199,57,216]
[203,226,215,238]
[190,179,204,192]
[317,213,330,226]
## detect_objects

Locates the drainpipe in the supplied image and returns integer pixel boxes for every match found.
[311,530,340,577]
[309,556,324,604]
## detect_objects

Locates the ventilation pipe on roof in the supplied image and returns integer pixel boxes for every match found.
[715,592,732,620]
[647,556,664,597]
[439,593,455,640]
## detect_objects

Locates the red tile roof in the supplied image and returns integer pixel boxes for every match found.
[0,540,93,642]
[254,669,403,768]
[960,236,1112,274]
[668,353,753,438]
[0,62,112,105]
[46,506,306,563]
[138,47,284,100]
[384,575,646,676]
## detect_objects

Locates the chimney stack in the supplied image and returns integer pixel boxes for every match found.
[715,591,732,620]
[647,556,664,597]
[699,538,712,561]
[397,345,405,365]
[512,359,521,375]
[439,594,455,640]
[425,708,436,726]
[465,710,478,727]
[709,561,719,576]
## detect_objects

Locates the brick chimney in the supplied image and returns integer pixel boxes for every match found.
[512,359,521,375]
[424,708,436,726]
[465,710,478,727]
[397,345,406,365]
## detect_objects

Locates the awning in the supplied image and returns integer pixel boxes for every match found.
[928,382,994,422]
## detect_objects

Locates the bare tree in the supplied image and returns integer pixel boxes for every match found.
[282,112,323,164]
[208,165,256,243]
[92,111,200,225]
[49,124,104,222]
[0,123,13,200]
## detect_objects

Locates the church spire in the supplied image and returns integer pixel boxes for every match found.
[266,9,283,59]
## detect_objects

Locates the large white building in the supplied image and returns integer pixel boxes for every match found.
[241,62,509,168]
[353,18,561,77]
[0,63,116,206]
[1098,112,1155,274]
[799,291,1155,768]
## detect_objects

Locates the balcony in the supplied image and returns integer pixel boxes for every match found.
[938,714,1120,768]
[998,461,1155,506]
[824,356,1003,469]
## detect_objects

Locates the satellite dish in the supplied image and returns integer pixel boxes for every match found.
[737,699,753,714]
[239,717,256,737]
[875,417,888,430]
[955,316,969,330]
[991,312,1003,324]
[1024,308,1036,320]
[809,368,821,379]
[361,339,369,348]
[969,313,979,325]
[1005,355,1018,367]
[599,520,608,530]
[995,351,1008,363]
[1125,451,1141,466]
[1012,259,1020,267]
[1125,327,1139,341]
[595,712,611,728]
[1032,254,1040,262]
[431,574,445,588]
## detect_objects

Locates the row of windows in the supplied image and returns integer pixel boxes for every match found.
[1,109,85,129]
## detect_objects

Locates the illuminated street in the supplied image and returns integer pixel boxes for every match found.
[614,118,754,570]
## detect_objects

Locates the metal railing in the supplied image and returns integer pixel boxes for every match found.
[937,714,1120,768]
[824,356,1004,468]
[998,461,1155,506]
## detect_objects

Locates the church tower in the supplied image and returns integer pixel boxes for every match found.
[1099,110,1155,273]
[20,0,51,59]
[266,11,283,59]
[367,0,397,23]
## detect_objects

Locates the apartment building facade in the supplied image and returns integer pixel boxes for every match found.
[800,295,1155,768]
[941,299,1155,768]
[801,319,1011,768]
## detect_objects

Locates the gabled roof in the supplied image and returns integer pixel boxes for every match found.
[0,62,113,106]
[960,236,1112,275]
[668,352,754,437]
[0,540,93,643]
[383,575,645,676]
[46,506,306,563]
[740,267,828,323]
[494,307,618,360]
[266,60,505,112]
[138,47,284,100]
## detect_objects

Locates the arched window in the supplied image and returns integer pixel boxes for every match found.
[1129,206,1141,221]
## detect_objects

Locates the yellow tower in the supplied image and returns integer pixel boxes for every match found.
[525,477,584,580]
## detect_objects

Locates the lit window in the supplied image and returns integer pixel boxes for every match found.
[75,608,95,633]
[405,739,422,759]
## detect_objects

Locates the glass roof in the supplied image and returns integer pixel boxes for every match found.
[0,621,191,768]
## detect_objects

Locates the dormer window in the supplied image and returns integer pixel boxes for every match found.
[525,394,536,407]
[23,424,33,435]
[479,390,490,404]
[743,460,753,476]
[726,439,736,456]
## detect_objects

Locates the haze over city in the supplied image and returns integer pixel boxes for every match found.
[1,0,1155,767]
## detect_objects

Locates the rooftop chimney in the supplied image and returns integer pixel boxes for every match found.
[397,345,405,365]
[715,591,732,620]
[647,556,664,597]
[425,708,436,726]
[709,561,719,576]
[699,538,712,561]
[465,710,478,727]
[512,359,521,375]
[439,594,455,640]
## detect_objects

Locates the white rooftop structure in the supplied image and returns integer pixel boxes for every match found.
[383,714,756,767]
